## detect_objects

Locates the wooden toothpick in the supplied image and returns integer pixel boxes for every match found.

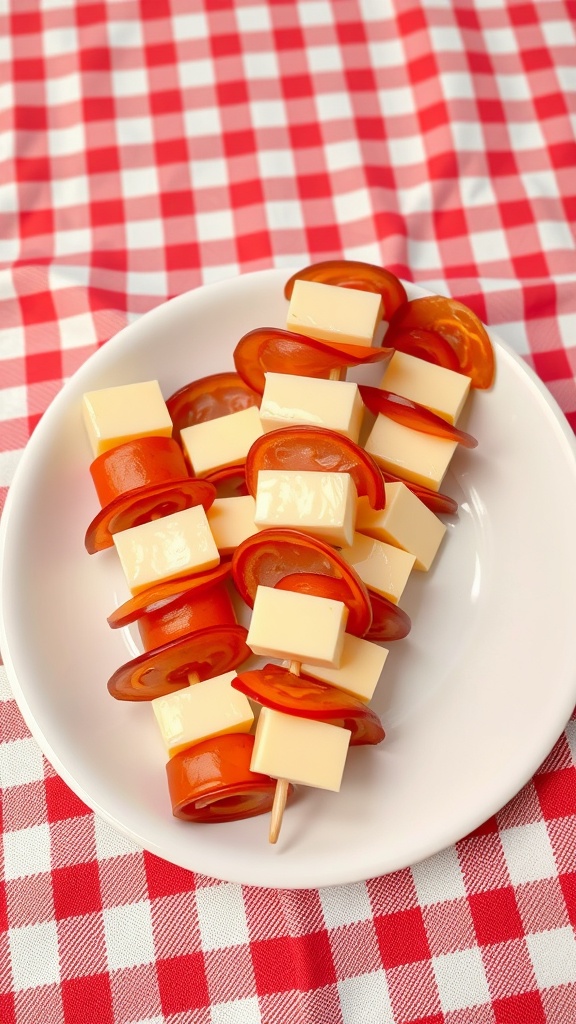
[268,660,301,844]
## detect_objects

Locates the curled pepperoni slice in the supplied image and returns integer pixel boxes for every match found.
[234,327,392,394]
[284,260,407,320]
[245,426,385,510]
[233,664,385,746]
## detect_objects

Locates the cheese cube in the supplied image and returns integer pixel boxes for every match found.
[340,532,415,604]
[356,484,446,571]
[113,505,220,594]
[247,586,348,667]
[286,278,383,349]
[180,406,264,478]
[379,351,471,425]
[152,671,254,757]
[364,414,457,491]
[254,470,357,548]
[300,632,388,703]
[260,372,364,443]
[251,707,351,791]
[206,495,259,555]
[82,380,172,456]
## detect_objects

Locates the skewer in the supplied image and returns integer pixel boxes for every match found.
[269,659,301,844]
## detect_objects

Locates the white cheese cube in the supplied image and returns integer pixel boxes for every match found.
[340,531,415,604]
[251,707,351,790]
[379,350,471,425]
[365,414,457,491]
[286,278,383,349]
[113,505,220,595]
[82,380,172,456]
[152,671,254,757]
[247,586,348,667]
[180,406,264,478]
[356,484,446,571]
[206,495,259,555]
[300,632,388,703]
[260,372,364,442]
[254,470,357,548]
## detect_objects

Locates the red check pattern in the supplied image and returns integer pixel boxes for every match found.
[1,1,576,1021]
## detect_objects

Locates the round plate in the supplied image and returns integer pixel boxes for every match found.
[1,269,576,889]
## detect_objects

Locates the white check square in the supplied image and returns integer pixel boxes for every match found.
[9,921,60,989]
[103,900,155,971]
[316,92,353,121]
[59,313,98,351]
[196,883,250,951]
[4,823,51,880]
[433,947,490,1011]
[412,846,466,906]
[339,971,394,1024]
[211,997,262,1024]
[500,822,557,884]
[320,881,373,928]
[0,737,44,788]
[527,926,576,988]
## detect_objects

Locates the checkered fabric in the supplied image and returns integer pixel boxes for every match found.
[1,1,576,1021]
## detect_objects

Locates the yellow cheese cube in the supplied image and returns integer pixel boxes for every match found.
[82,380,172,456]
[364,414,457,491]
[152,671,254,757]
[379,351,471,425]
[300,632,388,703]
[113,505,220,595]
[286,278,383,348]
[260,372,364,442]
[356,484,446,571]
[247,586,348,667]
[254,470,357,548]
[180,406,264,477]
[206,495,259,555]
[340,531,415,604]
[251,707,351,790]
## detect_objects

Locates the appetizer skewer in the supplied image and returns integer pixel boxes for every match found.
[80,260,494,841]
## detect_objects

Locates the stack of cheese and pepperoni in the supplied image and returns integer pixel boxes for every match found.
[82,261,494,841]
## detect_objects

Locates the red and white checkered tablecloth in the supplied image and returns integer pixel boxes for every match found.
[1,1,576,1021]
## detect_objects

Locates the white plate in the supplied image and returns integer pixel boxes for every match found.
[2,269,576,890]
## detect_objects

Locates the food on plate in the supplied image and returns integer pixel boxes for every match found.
[358,384,477,448]
[107,623,251,701]
[246,586,348,667]
[385,294,495,388]
[112,505,220,595]
[152,671,254,758]
[379,350,471,424]
[284,259,408,320]
[166,371,260,438]
[259,371,364,442]
[299,632,389,703]
[180,405,264,478]
[205,495,259,555]
[233,663,385,745]
[165,733,285,823]
[254,469,358,547]
[286,277,383,349]
[85,436,216,553]
[249,707,352,792]
[81,259,494,837]
[356,484,447,571]
[82,379,172,456]
[244,425,385,510]
[365,413,459,492]
[339,532,416,605]
[233,326,391,393]
[231,527,374,639]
